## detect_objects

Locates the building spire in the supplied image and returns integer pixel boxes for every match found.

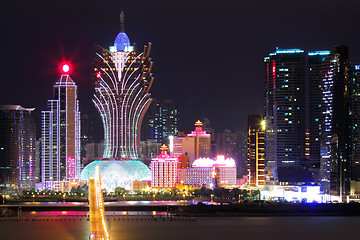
[120,11,125,32]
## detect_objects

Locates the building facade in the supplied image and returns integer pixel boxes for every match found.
[183,156,237,188]
[264,48,306,183]
[319,45,351,196]
[42,74,81,184]
[93,11,154,159]
[150,145,178,188]
[0,105,36,190]
[350,63,360,181]
[308,51,331,182]
[247,115,265,187]
[173,121,211,166]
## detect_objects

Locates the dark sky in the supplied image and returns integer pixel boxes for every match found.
[2,0,360,139]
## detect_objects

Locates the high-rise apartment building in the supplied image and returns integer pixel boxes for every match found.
[308,51,331,180]
[264,48,306,182]
[319,45,350,196]
[350,63,360,180]
[247,115,265,187]
[0,105,36,190]
[42,72,81,184]
[93,11,153,159]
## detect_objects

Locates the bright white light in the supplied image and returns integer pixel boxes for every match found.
[62,64,70,73]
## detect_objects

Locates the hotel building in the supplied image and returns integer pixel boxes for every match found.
[42,73,81,185]
[93,11,154,159]
[150,145,178,188]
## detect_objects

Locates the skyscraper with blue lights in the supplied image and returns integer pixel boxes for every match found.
[93,11,154,159]
[308,50,331,182]
[350,63,360,181]
[264,48,306,183]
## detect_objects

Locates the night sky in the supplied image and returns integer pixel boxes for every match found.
[2,0,360,139]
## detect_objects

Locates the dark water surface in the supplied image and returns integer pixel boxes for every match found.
[1,217,359,240]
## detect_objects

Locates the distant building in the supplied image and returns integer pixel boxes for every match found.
[173,121,211,166]
[0,105,36,190]
[83,141,105,166]
[141,98,179,144]
[247,115,265,187]
[42,73,81,185]
[150,145,178,188]
[139,139,162,158]
[183,155,237,188]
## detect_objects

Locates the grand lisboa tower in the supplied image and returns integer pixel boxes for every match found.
[93,11,154,159]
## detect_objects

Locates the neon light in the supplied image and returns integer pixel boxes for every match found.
[269,48,304,56]
[308,51,331,56]
[192,155,236,168]
[355,65,360,70]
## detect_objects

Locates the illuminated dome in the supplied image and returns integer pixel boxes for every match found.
[114,32,130,51]
[80,160,150,192]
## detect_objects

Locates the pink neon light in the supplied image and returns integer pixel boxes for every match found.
[192,155,236,168]
[152,149,178,162]
[187,126,210,137]
[62,64,70,73]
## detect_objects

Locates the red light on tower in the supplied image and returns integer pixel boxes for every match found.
[96,71,101,78]
[62,64,70,74]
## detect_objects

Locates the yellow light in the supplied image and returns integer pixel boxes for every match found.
[261,120,266,130]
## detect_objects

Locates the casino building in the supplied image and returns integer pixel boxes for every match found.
[93,11,154,159]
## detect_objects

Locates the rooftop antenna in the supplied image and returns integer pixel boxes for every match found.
[120,11,125,32]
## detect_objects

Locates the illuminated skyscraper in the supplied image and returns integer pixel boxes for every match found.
[247,115,265,187]
[350,63,360,180]
[93,11,153,159]
[319,45,351,196]
[42,69,81,184]
[0,105,36,189]
[264,48,306,182]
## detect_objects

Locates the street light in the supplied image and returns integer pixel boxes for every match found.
[123,194,126,201]
[211,194,214,202]
[2,194,5,204]
[63,193,66,203]
[183,194,186,201]
[153,194,155,201]
[32,194,35,203]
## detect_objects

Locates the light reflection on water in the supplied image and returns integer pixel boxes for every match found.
[0,216,359,240]
[22,211,167,216]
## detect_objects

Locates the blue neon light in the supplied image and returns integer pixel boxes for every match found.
[114,32,130,51]
[308,51,331,56]
[355,65,360,70]
[269,48,304,56]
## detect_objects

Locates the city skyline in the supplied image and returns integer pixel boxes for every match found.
[3,0,360,137]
